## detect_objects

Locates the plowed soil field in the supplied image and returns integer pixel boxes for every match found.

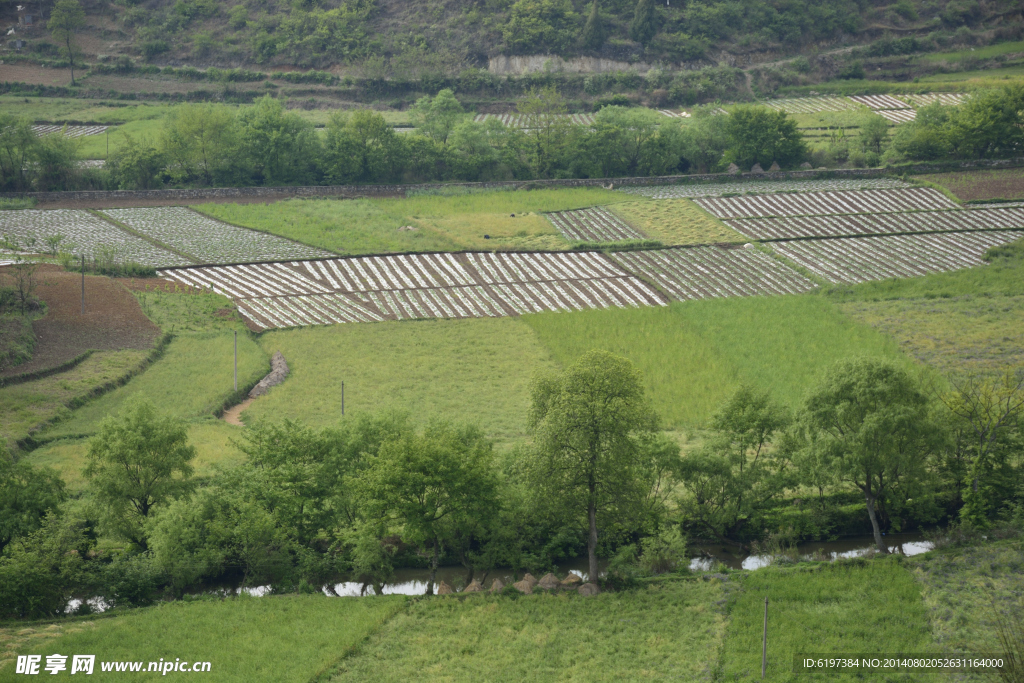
[917,169,1024,202]
[0,265,159,378]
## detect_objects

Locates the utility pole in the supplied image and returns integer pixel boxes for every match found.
[341,381,345,416]
[233,330,238,392]
[762,597,768,679]
[80,254,85,314]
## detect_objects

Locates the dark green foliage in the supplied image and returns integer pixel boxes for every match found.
[725,105,807,169]
[0,514,91,619]
[629,0,657,45]
[837,61,865,79]
[502,0,579,54]
[580,0,605,49]
[0,455,66,554]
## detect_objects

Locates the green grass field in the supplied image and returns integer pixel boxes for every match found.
[0,595,406,683]
[522,296,918,428]
[609,199,747,245]
[40,332,267,441]
[332,580,726,682]
[194,188,630,256]
[241,318,558,442]
[720,559,934,681]
[76,121,166,160]
[911,540,1024,682]
[920,40,1024,63]
[0,97,177,125]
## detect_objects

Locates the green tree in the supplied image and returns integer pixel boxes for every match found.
[107,134,166,190]
[592,106,677,177]
[358,422,499,595]
[629,0,657,46]
[859,113,890,155]
[529,350,664,583]
[679,107,732,173]
[85,398,196,549]
[48,0,86,86]
[161,103,239,186]
[0,514,91,619]
[323,110,408,183]
[517,87,573,178]
[676,386,791,548]
[237,95,321,185]
[410,89,467,145]
[0,454,66,555]
[798,358,940,553]
[580,0,604,50]
[725,105,807,169]
[0,114,39,191]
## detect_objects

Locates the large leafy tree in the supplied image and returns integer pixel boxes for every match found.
[725,106,807,169]
[679,107,731,173]
[358,422,499,595]
[48,0,86,86]
[629,0,657,46]
[85,398,196,549]
[410,89,467,145]
[161,103,239,186]
[580,0,604,50]
[798,358,940,553]
[0,453,66,555]
[236,95,321,186]
[677,386,792,549]
[529,350,665,583]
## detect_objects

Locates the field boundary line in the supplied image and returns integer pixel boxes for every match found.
[0,349,94,388]
[15,333,173,453]
[86,209,200,265]
[305,598,412,683]
[754,243,832,289]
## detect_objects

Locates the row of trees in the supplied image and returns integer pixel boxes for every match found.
[1,90,808,192]
[2,351,1022,617]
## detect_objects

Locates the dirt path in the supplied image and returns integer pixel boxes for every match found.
[221,398,255,426]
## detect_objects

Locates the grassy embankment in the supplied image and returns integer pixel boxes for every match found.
[194,188,633,255]
[0,595,407,683]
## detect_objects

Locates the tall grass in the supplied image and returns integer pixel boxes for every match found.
[523,296,918,427]
[194,188,628,256]
[610,199,748,245]
[332,580,725,682]
[0,594,407,683]
[242,318,559,441]
[721,559,935,681]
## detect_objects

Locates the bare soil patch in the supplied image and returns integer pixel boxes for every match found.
[0,265,159,378]
[0,64,75,87]
[917,168,1024,202]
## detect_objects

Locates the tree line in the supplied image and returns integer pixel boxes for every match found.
[2,350,1022,618]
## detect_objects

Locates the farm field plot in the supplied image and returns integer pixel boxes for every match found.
[473,113,596,126]
[608,200,747,244]
[618,178,910,199]
[694,188,958,219]
[612,246,816,300]
[724,206,1024,239]
[876,109,917,123]
[101,207,332,265]
[545,207,646,242]
[657,109,691,117]
[771,230,1023,284]
[160,251,666,330]
[30,124,109,138]
[848,94,913,110]
[900,93,969,106]
[763,96,859,113]
[0,209,188,267]
[917,168,1024,202]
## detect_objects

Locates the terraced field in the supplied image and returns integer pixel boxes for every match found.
[725,206,1024,239]
[771,230,1022,284]
[876,109,917,123]
[0,209,188,267]
[100,207,332,264]
[546,207,646,242]
[31,124,109,138]
[472,113,597,127]
[848,94,913,110]
[159,251,667,330]
[612,246,817,300]
[618,178,910,199]
[694,188,958,219]
[762,96,858,113]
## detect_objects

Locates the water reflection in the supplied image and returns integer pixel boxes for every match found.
[689,533,934,572]
[68,533,936,611]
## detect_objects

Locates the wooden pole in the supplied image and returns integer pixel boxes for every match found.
[80,254,85,315]
[233,331,237,392]
[762,597,768,679]
[341,381,345,416]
